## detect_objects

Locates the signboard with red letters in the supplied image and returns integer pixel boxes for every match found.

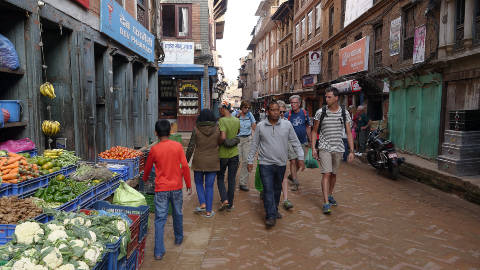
[72,0,89,8]
[331,80,362,94]
[339,36,370,76]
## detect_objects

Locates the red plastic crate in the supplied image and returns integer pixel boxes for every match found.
[137,237,146,268]
[127,231,139,258]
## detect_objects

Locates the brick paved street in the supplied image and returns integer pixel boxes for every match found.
[141,160,480,270]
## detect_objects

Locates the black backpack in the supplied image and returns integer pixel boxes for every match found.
[315,105,347,148]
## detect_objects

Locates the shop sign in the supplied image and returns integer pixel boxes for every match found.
[309,51,321,75]
[413,25,426,64]
[302,75,315,88]
[100,0,155,62]
[389,17,401,56]
[344,0,373,27]
[162,41,194,65]
[179,82,199,92]
[339,36,370,76]
[332,80,362,94]
[71,0,89,8]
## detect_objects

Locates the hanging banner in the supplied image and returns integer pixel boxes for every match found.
[162,41,194,64]
[302,75,315,88]
[71,0,89,8]
[413,25,426,64]
[309,51,321,75]
[389,17,401,56]
[332,80,362,94]
[100,0,155,62]
[339,36,370,76]
[344,0,373,27]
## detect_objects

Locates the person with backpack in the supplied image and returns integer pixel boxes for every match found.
[311,87,355,215]
[285,95,311,191]
[232,101,256,191]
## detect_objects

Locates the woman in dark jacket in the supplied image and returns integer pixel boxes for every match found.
[186,109,220,217]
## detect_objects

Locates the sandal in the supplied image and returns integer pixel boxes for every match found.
[193,206,206,213]
[204,211,215,218]
[218,202,229,211]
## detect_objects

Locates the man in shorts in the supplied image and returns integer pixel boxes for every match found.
[311,87,355,215]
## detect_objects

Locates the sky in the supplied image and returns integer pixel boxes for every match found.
[216,0,260,82]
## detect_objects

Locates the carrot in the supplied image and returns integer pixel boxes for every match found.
[5,156,22,165]
[2,161,19,170]
[4,179,19,184]
[1,173,20,180]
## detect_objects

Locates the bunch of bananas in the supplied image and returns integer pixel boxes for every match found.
[42,120,61,137]
[44,149,63,159]
[40,82,56,99]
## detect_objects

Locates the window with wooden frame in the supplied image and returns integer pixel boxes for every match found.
[296,23,300,45]
[402,5,415,60]
[161,4,192,38]
[455,0,466,49]
[315,3,322,34]
[327,50,333,79]
[374,24,383,69]
[308,10,313,37]
[329,6,334,37]
[341,0,346,30]
[301,17,306,41]
[137,0,148,28]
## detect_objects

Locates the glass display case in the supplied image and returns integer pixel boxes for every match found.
[158,79,177,119]
[177,80,200,131]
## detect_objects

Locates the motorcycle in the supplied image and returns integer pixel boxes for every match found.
[365,125,405,180]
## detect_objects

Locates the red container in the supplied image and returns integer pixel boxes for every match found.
[137,237,146,268]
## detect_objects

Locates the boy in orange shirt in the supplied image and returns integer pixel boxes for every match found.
[143,120,192,260]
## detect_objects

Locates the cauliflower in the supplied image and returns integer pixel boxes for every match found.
[23,249,39,263]
[84,220,92,227]
[113,220,127,234]
[41,247,62,269]
[15,222,44,245]
[70,217,85,226]
[70,239,85,248]
[83,248,101,266]
[11,258,36,270]
[47,229,68,242]
[32,265,47,270]
[84,231,96,245]
[57,264,75,270]
[47,224,65,232]
[63,219,71,226]
[76,261,89,270]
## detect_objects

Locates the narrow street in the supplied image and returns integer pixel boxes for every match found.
[141,160,480,270]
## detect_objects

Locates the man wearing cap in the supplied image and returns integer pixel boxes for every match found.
[217,102,241,211]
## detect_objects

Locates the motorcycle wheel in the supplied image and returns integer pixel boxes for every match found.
[388,161,400,180]
[367,151,381,169]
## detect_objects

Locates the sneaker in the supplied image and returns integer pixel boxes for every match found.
[239,185,249,192]
[265,218,276,228]
[328,195,337,206]
[322,203,332,215]
[283,200,294,210]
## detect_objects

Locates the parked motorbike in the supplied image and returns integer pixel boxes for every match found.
[365,126,405,180]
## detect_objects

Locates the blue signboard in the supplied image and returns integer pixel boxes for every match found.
[100,0,155,62]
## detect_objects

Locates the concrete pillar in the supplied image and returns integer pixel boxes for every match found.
[438,0,448,58]
[464,0,475,48]
[446,0,456,53]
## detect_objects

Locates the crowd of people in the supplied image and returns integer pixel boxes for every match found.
[142,88,371,260]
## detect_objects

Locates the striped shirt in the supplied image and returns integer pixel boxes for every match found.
[314,107,352,153]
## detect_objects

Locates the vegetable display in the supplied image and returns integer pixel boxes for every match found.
[0,152,40,184]
[0,197,43,224]
[99,146,143,160]
[33,175,92,204]
[29,150,80,174]
[0,211,131,270]
[71,164,114,183]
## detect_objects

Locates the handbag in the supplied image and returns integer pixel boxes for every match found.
[223,137,240,147]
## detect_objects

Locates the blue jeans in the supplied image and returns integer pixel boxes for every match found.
[194,171,217,213]
[154,189,183,257]
[342,138,349,161]
[259,164,286,219]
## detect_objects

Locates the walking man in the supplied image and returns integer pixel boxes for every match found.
[285,95,311,190]
[233,101,256,191]
[217,102,240,211]
[357,105,370,153]
[311,87,355,215]
[248,101,304,228]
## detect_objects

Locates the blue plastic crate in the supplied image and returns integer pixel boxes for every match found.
[105,236,122,270]
[98,157,140,180]
[0,213,52,246]
[95,181,110,196]
[61,164,77,175]
[89,201,149,243]
[96,188,112,201]
[77,187,95,207]
[57,198,80,212]
[119,249,137,270]
[93,253,108,270]
[0,184,11,197]
[16,148,38,157]
[106,165,129,181]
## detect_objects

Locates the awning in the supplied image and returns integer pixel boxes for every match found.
[158,64,218,76]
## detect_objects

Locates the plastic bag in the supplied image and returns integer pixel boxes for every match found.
[113,181,147,207]
[254,162,263,192]
[0,33,20,70]
[0,138,35,152]
[305,148,319,169]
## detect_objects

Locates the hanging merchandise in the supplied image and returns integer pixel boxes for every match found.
[39,82,56,99]
[0,33,20,70]
[41,120,61,137]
